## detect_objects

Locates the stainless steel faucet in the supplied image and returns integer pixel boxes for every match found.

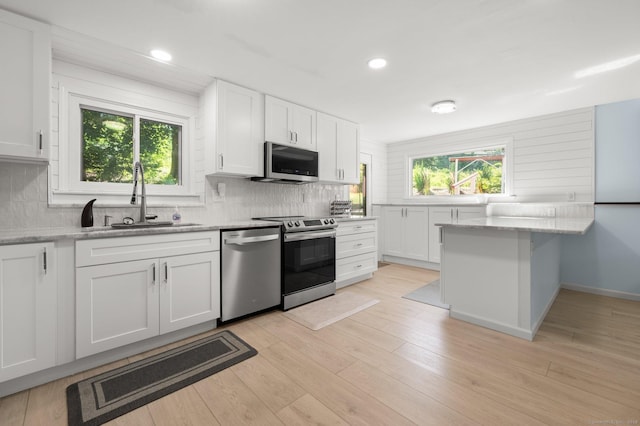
[130,161,156,223]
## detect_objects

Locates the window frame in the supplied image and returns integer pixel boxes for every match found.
[53,73,199,206]
[406,138,513,200]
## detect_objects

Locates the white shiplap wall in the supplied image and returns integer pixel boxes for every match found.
[386,107,594,203]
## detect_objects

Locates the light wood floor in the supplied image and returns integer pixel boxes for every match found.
[2,263,640,425]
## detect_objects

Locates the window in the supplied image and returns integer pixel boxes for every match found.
[80,107,182,185]
[411,146,507,197]
[53,71,199,206]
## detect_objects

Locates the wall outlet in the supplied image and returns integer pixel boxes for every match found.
[567,191,575,201]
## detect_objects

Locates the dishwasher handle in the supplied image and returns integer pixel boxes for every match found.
[224,233,280,245]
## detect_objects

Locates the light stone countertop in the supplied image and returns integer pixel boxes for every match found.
[0,220,279,246]
[436,216,594,235]
[333,216,378,222]
[0,216,379,246]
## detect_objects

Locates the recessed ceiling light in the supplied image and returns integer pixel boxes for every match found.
[367,58,387,69]
[150,49,172,62]
[431,100,457,114]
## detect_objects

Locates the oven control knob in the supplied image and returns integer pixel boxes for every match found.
[329,218,335,224]
[287,221,293,228]
[294,221,301,227]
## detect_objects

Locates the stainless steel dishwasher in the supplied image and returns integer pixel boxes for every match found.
[221,227,281,322]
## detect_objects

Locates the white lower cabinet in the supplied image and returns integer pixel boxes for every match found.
[75,232,220,358]
[336,220,378,287]
[428,206,485,263]
[382,206,429,261]
[0,243,56,382]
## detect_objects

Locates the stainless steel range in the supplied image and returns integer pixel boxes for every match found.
[254,216,337,310]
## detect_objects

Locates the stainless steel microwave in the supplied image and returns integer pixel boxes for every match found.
[253,142,319,184]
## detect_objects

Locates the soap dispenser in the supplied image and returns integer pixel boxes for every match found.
[81,199,97,228]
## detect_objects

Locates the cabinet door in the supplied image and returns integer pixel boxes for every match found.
[317,112,339,181]
[159,252,220,334]
[0,243,56,382]
[383,207,405,257]
[265,96,293,145]
[457,206,485,221]
[427,208,452,263]
[337,120,359,184]
[76,260,159,358]
[404,207,429,261]
[0,10,50,162]
[216,81,264,176]
[291,104,316,150]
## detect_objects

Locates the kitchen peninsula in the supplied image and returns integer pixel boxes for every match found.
[437,215,594,340]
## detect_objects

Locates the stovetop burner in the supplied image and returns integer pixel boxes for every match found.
[253,215,337,232]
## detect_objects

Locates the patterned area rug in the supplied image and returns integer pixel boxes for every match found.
[284,291,379,330]
[402,279,450,309]
[66,330,256,425]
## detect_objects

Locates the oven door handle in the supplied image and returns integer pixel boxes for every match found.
[224,234,280,245]
[284,230,336,242]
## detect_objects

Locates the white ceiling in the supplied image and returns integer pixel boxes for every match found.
[2,0,640,143]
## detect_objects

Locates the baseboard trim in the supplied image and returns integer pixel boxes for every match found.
[449,310,534,341]
[561,282,640,302]
[531,286,561,337]
[381,255,440,271]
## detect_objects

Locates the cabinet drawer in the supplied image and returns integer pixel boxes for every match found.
[336,252,378,282]
[76,231,220,267]
[337,220,377,236]
[336,232,376,259]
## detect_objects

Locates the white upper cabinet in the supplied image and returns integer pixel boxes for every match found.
[0,9,51,162]
[204,80,264,176]
[337,119,359,184]
[265,95,316,150]
[317,112,359,184]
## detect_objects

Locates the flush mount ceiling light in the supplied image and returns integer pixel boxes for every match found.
[574,53,640,79]
[367,57,387,69]
[150,49,172,62]
[431,100,457,114]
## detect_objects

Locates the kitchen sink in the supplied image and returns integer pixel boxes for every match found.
[110,222,199,229]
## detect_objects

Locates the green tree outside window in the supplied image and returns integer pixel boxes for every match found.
[81,108,181,185]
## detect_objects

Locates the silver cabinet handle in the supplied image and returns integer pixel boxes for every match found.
[43,248,47,274]
[439,226,444,244]
[224,234,280,245]
[152,264,156,285]
[38,130,43,151]
[355,243,364,247]
[294,132,298,142]
[219,154,224,169]
[164,262,168,283]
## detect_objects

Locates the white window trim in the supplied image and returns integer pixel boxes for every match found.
[406,138,514,201]
[52,74,201,206]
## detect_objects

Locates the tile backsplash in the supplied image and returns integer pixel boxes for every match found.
[0,162,347,230]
